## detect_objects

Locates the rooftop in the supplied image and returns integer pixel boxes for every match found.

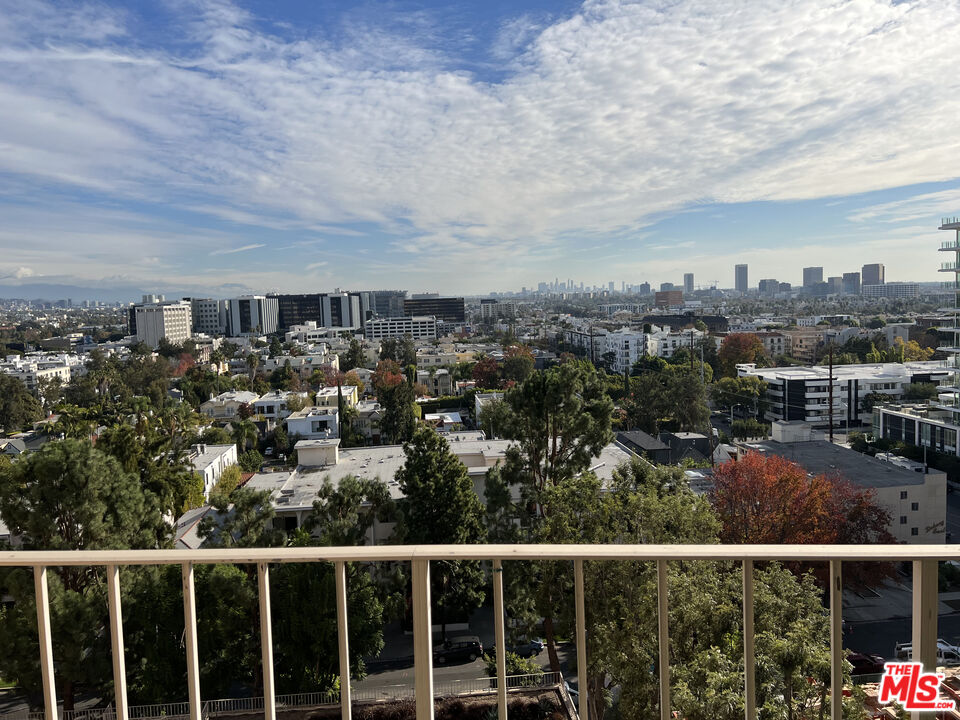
[740,360,948,381]
[740,439,931,488]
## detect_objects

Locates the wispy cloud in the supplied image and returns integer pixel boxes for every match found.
[1,0,960,290]
[305,261,329,270]
[209,243,266,256]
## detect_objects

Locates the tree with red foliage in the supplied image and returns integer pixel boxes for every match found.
[172,352,195,377]
[472,355,499,389]
[372,359,405,393]
[718,332,767,376]
[711,452,896,586]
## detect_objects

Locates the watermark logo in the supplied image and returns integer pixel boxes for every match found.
[878,662,955,711]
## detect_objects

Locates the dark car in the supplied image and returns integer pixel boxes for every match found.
[848,651,885,675]
[434,635,483,663]
[486,638,545,659]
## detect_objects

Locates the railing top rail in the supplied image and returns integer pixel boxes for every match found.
[2,543,960,566]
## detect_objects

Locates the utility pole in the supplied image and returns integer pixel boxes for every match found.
[828,346,835,444]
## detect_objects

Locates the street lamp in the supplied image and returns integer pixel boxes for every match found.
[730,403,742,424]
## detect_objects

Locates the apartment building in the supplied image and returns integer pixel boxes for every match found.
[188,298,227,336]
[186,444,238,499]
[862,282,920,299]
[1,353,80,390]
[253,391,311,422]
[135,301,192,348]
[873,403,960,458]
[313,385,359,410]
[738,361,950,427]
[416,368,453,397]
[199,390,259,420]
[365,315,437,341]
[285,406,339,439]
[741,421,945,543]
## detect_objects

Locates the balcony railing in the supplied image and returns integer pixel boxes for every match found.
[1,544,957,720]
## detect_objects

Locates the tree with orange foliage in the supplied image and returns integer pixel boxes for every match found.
[472,355,499,389]
[711,452,896,586]
[717,332,767,376]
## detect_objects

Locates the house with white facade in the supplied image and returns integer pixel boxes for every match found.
[253,391,310,422]
[187,444,239,498]
[286,406,339,439]
[199,390,260,420]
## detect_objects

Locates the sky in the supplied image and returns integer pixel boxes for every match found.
[1,0,960,299]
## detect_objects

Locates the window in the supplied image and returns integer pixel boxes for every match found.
[911,502,919,511]
[900,491,908,499]
[911,527,919,536]
[900,516,907,524]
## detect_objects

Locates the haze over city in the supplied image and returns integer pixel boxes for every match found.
[1,0,960,298]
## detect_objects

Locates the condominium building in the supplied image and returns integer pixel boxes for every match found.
[683,273,694,294]
[186,444,238,499]
[478,299,517,320]
[842,272,861,295]
[365,315,437,341]
[135,301,192,348]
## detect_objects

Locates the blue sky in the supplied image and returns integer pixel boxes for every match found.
[1,0,960,298]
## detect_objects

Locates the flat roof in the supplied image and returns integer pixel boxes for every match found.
[742,361,948,382]
[741,439,930,488]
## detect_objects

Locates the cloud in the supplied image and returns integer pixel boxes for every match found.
[209,243,266,256]
[0,266,36,280]
[1,0,960,289]
[305,261,328,270]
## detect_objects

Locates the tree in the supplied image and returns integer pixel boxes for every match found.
[379,335,416,367]
[501,344,535,385]
[340,339,367,372]
[344,370,366,395]
[0,440,165,709]
[246,352,261,383]
[374,360,417,444]
[233,418,259,451]
[471,355,500,388]
[238,449,264,472]
[903,382,939,401]
[711,452,896,587]
[500,361,614,511]
[718,333,767,376]
[0,374,43,432]
[395,427,487,638]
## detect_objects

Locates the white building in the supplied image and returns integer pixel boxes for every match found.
[738,361,950,427]
[478,299,516,320]
[286,406,339,439]
[1,353,81,390]
[862,283,920,299]
[135,301,192,348]
[199,390,260,420]
[365,316,437,341]
[190,298,228,336]
[226,296,279,336]
[186,444,238,499]
[253,390,310,422]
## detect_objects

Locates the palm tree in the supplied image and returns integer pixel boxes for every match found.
[232,418,259,452]
[246,353,260,384]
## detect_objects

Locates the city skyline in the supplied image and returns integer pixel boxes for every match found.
[1,0,959,296]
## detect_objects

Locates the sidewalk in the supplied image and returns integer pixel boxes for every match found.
[843,576,960,624]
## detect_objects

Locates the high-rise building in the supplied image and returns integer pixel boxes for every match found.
[321,293,362,329]
[758,278,780,296]
[659,282,675,292]
[842,272,861,295]
[275,293,323,330]
[608,281,615,293]
[403,296,465,323]
[226,296,279,336]
[862,263,885,286]
[735,264,748,292]
[372,290,406,318]
[135,301,192,348]
[827,276,843,294]
[802,267,823,287]
[188,298,227,336]
[683,273,694,294]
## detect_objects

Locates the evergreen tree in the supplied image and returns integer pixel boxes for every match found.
[395,427,487,638]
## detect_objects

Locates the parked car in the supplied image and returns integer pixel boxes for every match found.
[486,638,545,659]
[847,651,885,675]
[434,635,483,663]
[894,639,960,665]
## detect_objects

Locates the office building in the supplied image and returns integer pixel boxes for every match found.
[734,264,748,292]
[802,267,823,287]
[188,298,227,336]
[373,290,406,317]
[757,278,779,295]
[275,293,323,330]
[638,282,651,295]
[861,283,920,299]
[683,273,694,294]
[365,315,438,341]
[842,272,861,295]
[135,301,192,348]
[827,276,843,294]
[654,290,683,308]
[226,296,279,336]
[862,263,885,286]
[321,293,362,329]
[403,296,465,324]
